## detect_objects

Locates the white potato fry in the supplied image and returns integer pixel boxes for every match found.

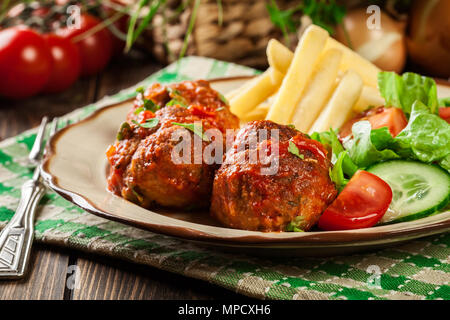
[354,86,385,113]
[230,67,283,118]
[240,101,270,122]
[324,37,380,88]
[266,25,329,124]
[308,70,363,134]
[290,48,343,132]
[267,35,380,89]
[267,38,294,75]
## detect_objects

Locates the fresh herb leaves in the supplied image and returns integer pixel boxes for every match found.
[135,87,160,113]
[267,0,346,45]
[172,122,210,141]
[285,216,305,232]
[167,87,189,107]
[166,99,188,108]
[132,118,159,128]
[218,92,229,105]
[288,141,304,159]
[117,122,131,141]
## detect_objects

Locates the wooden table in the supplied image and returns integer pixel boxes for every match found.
[0,52,243,300]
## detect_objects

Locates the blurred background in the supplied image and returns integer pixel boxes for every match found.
[0,0,449,132]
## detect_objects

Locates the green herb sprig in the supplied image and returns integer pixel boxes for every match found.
[132,118,159,128]
[288,141,305,160]
[172,122,210,142]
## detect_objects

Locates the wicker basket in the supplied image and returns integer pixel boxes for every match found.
[120,0,301,68]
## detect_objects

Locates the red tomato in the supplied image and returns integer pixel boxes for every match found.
[57,14,112,76]
[340,107,408,138]
[42,34,81,93]
[318,170,392,231]
[439,107,450,123]
[0,27,52,99]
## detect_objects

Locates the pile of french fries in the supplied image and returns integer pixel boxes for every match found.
[227,25,386,134]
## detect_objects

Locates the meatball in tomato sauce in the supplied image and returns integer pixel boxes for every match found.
[106,80,240,209]
[210,121,337,232]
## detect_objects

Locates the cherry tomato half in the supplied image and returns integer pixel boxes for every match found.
[439,107,450,124]
[340,107,408,138]
[318,170,392,231]
[0,27,52,99]
[57,14,112,76]
[42,34,81,93]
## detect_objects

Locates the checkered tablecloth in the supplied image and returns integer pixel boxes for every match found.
[0,57,449,300]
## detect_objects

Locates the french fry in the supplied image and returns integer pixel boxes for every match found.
[229,68,283,118]
[290,48,343,132]
[267,39,293,75]
[324,38,380,88]
[241,101,270,122]
[267,35,380,89]
[353,85,385,112]
[308,70,363,134]
[266,25,329,124]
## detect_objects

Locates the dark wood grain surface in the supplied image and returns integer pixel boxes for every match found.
[0,52,244,300]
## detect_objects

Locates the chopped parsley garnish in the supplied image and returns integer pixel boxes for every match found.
[218,92,229,105]
[117,122,131,140]
[287,124,297,129]
[285,216,305,232]
[172,122,210,141]
[143,99,159,112]
[134,87,160,113]
[166,99,188,108]
[131,186,144,203]
[167,87,188,107]
[134,107,145,115]
[288,141,304,159]
[132,118,159,128]
[135,86,145,95]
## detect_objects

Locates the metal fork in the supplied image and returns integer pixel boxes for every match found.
[0,117,64,278]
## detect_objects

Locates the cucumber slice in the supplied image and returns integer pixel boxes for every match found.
[367,160,450,224]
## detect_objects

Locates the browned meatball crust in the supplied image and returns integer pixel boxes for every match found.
[106,80,240,209]
[210,120,337,232]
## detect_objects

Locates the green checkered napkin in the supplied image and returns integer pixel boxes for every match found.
[0,57,449,300]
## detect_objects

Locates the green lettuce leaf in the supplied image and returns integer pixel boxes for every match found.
[393,101,450,166]
[378,71,439,115]
[344,121,400,168]
[311,129,358,190]
[439,97,450,107]
[439,155,450,173]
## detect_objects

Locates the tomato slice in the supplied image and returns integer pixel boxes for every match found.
[340,107,408,138]
[439,107,450,124]
[318,170,392,231]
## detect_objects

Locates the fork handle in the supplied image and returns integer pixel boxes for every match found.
[0,179,45,278]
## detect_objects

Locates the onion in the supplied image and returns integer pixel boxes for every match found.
[334,8,407,73]
[407,0,450,78]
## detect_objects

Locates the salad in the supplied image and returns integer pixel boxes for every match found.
[312,71,450,230]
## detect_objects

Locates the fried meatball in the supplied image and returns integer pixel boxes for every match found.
[106,80,240,209]
[210,120,337,232]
